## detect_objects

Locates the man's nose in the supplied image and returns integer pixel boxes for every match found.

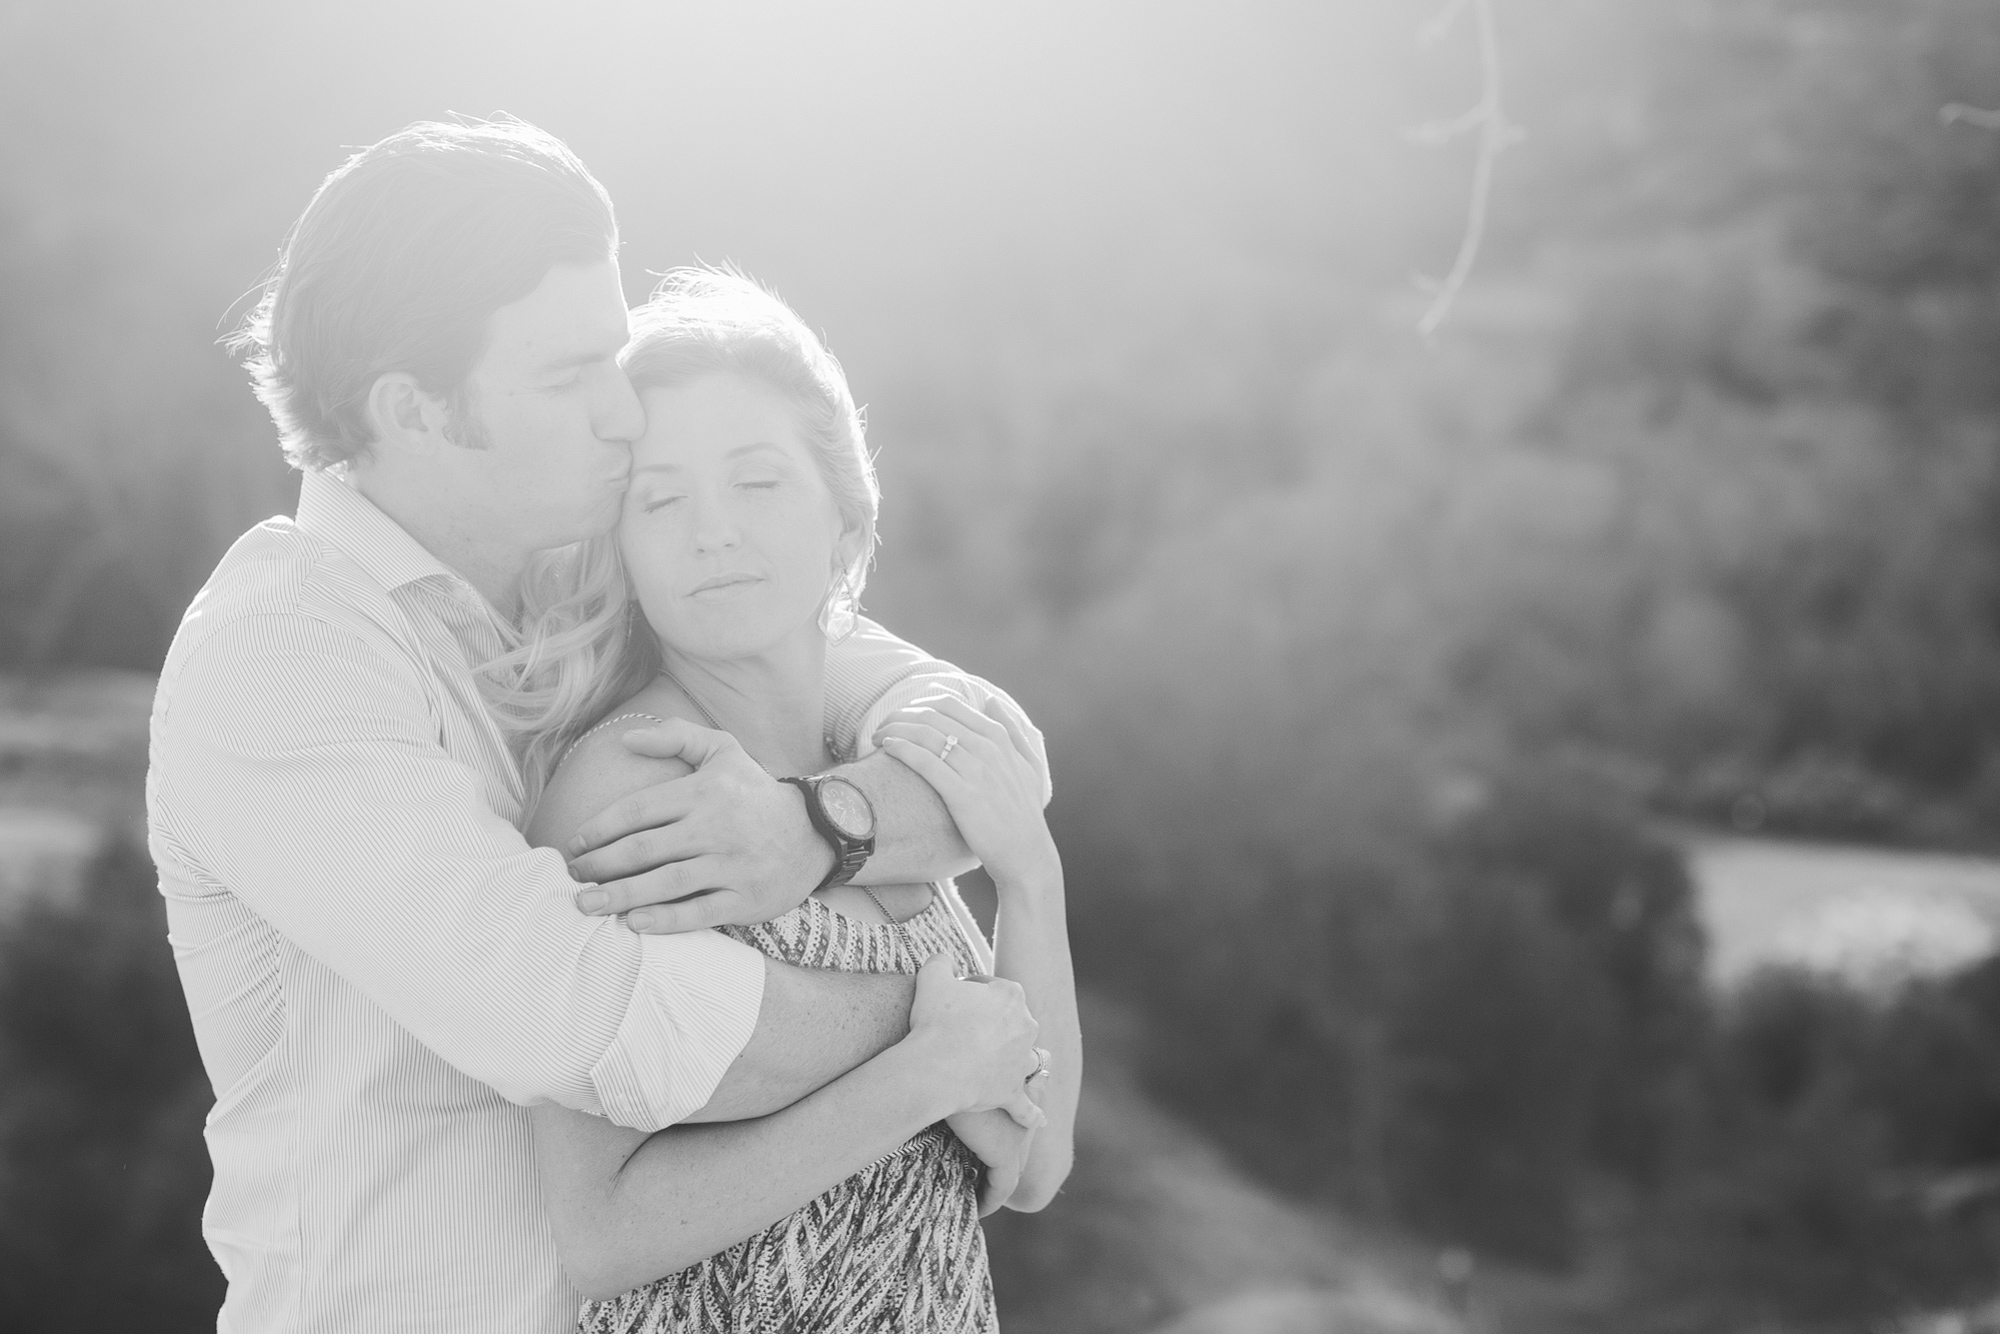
[596,366,646,445]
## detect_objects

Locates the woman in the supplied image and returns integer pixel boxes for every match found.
[511,269,1081,1332]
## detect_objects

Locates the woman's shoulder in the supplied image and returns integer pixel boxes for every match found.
[524,685,703,850]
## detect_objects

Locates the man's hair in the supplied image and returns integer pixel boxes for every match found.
[228,115,617,471]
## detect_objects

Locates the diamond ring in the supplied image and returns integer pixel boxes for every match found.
[1028,1046,1052,1083]
[938,733,959,761]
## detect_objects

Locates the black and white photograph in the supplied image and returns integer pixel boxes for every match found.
[4,3,2000,1332]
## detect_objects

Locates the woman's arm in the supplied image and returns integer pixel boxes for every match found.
[536,955,1002,1298]
[878,696,1082,1213]
[529,728,1048,1294]
[563,618,1051,909]
[985,857,1079,1210]
[532,728,937,1124]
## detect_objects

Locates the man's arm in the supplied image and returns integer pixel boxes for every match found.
[149,613,760,1131]
[686,957,914,1120]
[536,955,1046,1298]
[564,617,1049,928]
[527,723,917,1120]
[825,616,1052,883]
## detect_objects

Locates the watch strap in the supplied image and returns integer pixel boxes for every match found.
[779,775,873,892]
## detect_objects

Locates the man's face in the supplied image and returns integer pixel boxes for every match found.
[446,259,643,554]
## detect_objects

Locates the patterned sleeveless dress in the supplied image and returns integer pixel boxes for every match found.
[575,889,999,1334]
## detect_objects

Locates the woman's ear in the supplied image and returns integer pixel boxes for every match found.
[832,514,866,577]
[363,372,450,460]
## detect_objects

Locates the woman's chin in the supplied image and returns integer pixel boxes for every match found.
[654,613,822,667]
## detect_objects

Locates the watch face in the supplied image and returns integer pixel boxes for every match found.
[818,777,876,841]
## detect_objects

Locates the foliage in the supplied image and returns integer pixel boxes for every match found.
[0,838,222,1331]
[4,0,2000,1324]
[1629,964,2000,1330]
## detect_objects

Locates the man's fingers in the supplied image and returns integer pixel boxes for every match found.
[576,854,725,916]
[568,814,709,884]
[626,888,745,935]
[565,776,705,859]
[616,718,739,768]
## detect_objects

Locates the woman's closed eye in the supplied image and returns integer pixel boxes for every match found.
[640,493,687,513]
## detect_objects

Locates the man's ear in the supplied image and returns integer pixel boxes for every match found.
[363,372,450,458]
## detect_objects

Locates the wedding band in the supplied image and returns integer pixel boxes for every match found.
[938,734,959,761]
[1029,1046,1051,1083]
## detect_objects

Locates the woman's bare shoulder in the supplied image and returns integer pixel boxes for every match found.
[525,685,702,850]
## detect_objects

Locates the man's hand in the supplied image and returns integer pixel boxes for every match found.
[565,720,833,934]
[903,955,1044,1130]
[946,1107,1036,1216]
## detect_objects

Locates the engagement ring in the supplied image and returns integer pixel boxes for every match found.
[938,734,959,761]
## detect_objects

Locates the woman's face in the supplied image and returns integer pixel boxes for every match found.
[619,372,849,663]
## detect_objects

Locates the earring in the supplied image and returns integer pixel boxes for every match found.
[819,571,858,644]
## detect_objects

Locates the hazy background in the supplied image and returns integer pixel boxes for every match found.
[6,1,2000,1331]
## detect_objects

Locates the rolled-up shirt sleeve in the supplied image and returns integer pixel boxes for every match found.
[148,611,763,1131]
[823,616,1052,805]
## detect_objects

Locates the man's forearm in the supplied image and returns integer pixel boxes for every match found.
[549,1037,954,1298]
[836,750,979,885]
[683,957,916,1122]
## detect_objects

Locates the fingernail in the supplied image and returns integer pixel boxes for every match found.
[628,912,653,931]
[577,890,607,913]
[566,836,586,856]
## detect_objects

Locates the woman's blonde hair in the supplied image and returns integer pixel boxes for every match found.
[480,267,878,804]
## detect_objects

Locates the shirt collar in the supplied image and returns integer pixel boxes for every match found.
[293,468,464,595]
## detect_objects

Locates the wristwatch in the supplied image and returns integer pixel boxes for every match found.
[779,774,877,891]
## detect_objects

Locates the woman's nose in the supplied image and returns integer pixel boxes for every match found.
[689,495,741,553]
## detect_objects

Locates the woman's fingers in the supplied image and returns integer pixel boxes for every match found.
[997,1088,1048,1131]
[977,1157,1023,1217]
[872,719,954,758]
[879,735,970,798]
[984,696,1037,766]
[923,696,1010,747]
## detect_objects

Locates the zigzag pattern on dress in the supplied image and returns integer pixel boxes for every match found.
[576,889,999,1334]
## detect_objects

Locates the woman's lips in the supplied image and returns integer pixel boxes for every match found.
[689,573,763,598]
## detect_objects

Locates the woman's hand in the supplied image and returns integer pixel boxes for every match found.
[875,696,1059,891]
[945,1106,1036,1217]
[906,954,1046,1129]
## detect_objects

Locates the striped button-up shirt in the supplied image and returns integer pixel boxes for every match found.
[146,468,1046,1334]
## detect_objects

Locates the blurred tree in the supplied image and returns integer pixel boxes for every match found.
[0,838,221,1330]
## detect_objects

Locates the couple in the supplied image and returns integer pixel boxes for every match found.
[145,115,1080,1333]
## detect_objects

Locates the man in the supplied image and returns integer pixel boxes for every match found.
[147,116,1048,1332]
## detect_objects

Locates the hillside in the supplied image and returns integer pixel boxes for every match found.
[0,671,1465,1334]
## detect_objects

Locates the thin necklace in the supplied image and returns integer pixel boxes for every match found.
[656,666,918,949]
[656,666,836,768]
